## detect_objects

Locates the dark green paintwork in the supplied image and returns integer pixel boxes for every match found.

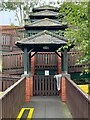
[70,72,90,80]
[24,47,28,74]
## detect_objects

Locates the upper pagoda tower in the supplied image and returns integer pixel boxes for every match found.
[24,5,67,37]
[25,5,64,23]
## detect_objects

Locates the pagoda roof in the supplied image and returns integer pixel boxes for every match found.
[32,5,59,12]
[16,31,68,52]
[25,18,67,27]
[29,10,63,17]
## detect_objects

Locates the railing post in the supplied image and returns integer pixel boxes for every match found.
[61,74,70,102]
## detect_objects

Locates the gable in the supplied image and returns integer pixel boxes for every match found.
[26,19,65,27]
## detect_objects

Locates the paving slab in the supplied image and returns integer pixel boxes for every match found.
[23,96,72,119]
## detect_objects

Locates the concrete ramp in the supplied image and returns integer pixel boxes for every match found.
[22,96,72,119]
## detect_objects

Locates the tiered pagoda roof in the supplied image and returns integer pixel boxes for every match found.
[16,30,68,52]
[24,18,67,30]
[29,5,64,19]
[32,5,59,12]
[29,10,63,17]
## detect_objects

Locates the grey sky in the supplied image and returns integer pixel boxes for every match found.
[0,0,88,25]
[0,0,61,26]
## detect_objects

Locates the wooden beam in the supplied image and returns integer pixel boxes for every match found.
[28,48,34,54]
[55,51,62,58]
[31,51,37,58]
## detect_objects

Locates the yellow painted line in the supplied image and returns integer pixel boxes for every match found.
[0,92,4,97]
[27,108,34,120]
[16,108,25,120]
[16,108,34,120]
[0,92,3,94]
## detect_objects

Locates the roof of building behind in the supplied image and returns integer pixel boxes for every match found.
[0,25,23,30]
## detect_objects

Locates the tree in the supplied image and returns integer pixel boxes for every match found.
[0,1,39,26]
[59,2,89,73]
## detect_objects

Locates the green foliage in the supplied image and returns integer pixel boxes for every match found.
[59,2,89,73]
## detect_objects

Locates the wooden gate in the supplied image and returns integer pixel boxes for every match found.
[33,75,59,96]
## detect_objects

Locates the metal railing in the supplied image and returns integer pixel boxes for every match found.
[0,77,25,119]
[65,76,90,119]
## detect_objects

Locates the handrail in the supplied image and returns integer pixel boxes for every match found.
[65,75,90,118]
[0,76,26,118]
[0,77,25,100]
[65,76,90,102]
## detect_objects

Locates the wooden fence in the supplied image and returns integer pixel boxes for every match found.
[0,77,25,119]
[35,52,58,65]
[0,74,20,91]
[2,52,87,75]
[2,52,24,75]
[33,75,59,96]
[65,75,90,119]
[68,52,86,73]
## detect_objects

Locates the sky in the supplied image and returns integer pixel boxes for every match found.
[0,0,61,26]
[0,0,88,26]
[0,10,19,25]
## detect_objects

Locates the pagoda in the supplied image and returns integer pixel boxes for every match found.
[16,5,72,97]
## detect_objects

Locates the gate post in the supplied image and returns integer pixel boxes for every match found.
[61,76,66,102]
[61,74,70,102]
[25,75,33,102]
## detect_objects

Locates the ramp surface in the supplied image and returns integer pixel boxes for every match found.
[23,96,72,119]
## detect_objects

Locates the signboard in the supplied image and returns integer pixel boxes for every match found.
[78,84,89,93]
[45,70,49,76]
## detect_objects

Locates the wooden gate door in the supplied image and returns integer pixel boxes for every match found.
[33,75,59,96]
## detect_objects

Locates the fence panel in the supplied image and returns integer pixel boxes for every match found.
[0,77,25,119]
[0,74,20,91]
[2,52,88,75]
[65,76,90,118]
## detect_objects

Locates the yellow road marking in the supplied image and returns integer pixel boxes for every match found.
[16,108,34,120]
[16,108,25,120]
[27,108,34,120]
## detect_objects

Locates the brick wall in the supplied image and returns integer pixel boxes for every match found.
[31,52,35,75]
[25,76,33,102]
[61,77,66,102]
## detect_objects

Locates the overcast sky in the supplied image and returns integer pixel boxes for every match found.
[0,0,62,26]
[0,0,87,26]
